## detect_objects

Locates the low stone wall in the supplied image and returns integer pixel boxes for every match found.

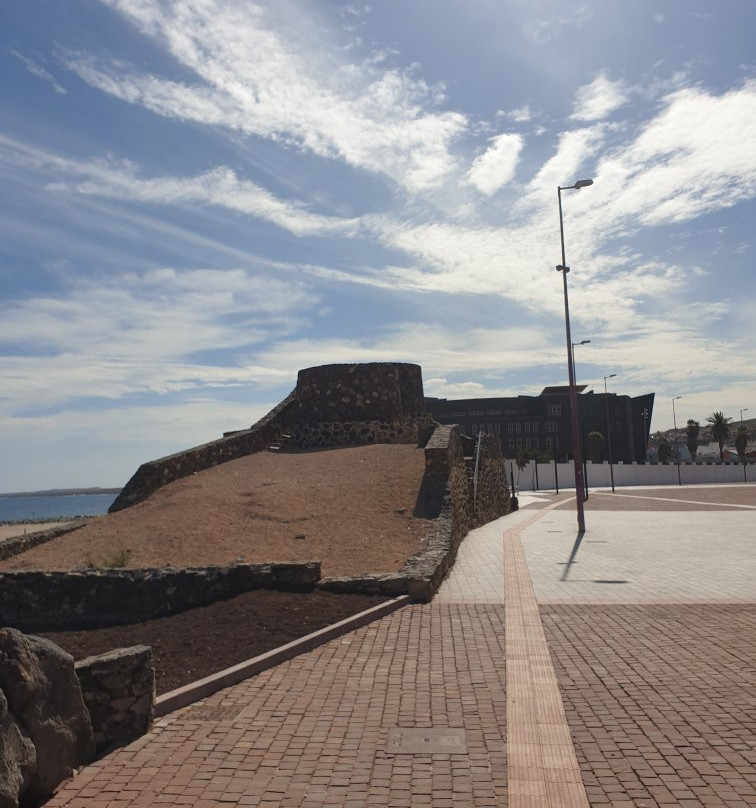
[320,425,511,601]
[473,432,511,525]
[109,390,298,512]
[76,645,155,754]
[0,562,320,631]
[0,520,87,562]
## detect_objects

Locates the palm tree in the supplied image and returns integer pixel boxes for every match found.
[706,411,732,459]
[735,426,748,462]
[686,419,700,462]
[656,434,673,463]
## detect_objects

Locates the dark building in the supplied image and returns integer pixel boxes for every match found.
[426,387,654,463]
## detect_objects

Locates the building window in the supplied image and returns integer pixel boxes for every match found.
[546,421,557,433]
[548,403,562,416]
[508,423,513,434]
[509,439,515,449]
[516,422,522,433]
[554,437,560,448]
[525,421,531,433]
[532,422,539,433]
[494,422,501,434]
[545,437,553,449]
[525,437,531,448]
[516,438,523,448]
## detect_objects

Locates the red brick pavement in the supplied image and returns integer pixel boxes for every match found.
[48,604,508,807]
[541,604,756,808]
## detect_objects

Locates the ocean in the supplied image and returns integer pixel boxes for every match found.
[0,492,119,522]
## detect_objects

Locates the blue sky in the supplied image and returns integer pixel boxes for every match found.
[1,0,754,491]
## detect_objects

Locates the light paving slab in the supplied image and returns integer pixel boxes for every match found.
[520,509,756,603]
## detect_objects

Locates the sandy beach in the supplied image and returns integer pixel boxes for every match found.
[0,522,70,541]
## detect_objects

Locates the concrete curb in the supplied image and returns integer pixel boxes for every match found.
[155,594,411,717]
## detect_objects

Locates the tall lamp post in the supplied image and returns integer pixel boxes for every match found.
[604,373,617,492]
[557,178,593,534]
[740,408,749,427]
[641,407,649,460]
[672,395,682,485]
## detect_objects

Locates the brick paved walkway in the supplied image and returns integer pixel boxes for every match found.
[47,486,755,807]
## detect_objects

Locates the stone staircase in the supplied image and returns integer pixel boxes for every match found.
[267,431,293,453]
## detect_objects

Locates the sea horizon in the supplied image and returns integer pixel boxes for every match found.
[0,490,121,523]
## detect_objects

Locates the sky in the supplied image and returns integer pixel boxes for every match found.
[1,0,754,491]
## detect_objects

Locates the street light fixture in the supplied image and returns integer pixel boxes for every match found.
[741,408,749,427]
[604,374,617,493]
[672,396,682,485]
[557,178,593,534]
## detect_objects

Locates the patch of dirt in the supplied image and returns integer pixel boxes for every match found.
[39,589,390,695]
[0,444,430,577]
[7,444,428,693]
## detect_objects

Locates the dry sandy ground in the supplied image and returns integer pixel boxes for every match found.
[0,444,430,577]
[0,522,69,541]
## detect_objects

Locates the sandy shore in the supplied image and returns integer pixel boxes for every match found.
[0,522,70,541]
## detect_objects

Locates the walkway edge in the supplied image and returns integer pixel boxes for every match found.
[155,594,411,717]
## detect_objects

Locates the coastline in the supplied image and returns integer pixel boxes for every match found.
[0,521,76,542]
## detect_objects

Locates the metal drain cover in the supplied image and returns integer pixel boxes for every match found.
[182,705,244,722]
[387,727,467,754]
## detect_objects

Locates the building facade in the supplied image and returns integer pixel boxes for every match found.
[426,387,654,463]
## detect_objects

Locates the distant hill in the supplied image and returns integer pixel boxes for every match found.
[0,487,122,498]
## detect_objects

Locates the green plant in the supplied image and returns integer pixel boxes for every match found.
[706,411,732,459]
[735,426,748,462]
[656,434,673,463]
[84,547,132,569]
[686,419,700,462]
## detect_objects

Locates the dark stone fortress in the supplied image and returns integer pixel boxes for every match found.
[110,362,435,511]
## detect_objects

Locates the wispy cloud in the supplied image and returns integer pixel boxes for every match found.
[66,0,468,192]
[11,50,67,94]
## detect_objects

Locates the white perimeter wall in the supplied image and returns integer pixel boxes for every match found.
[511,460,755,491]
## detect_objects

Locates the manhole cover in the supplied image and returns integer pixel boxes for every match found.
[182,705,244,722]
[387,727,467,754]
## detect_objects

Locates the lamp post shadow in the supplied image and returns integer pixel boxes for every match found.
[559,529,585,581]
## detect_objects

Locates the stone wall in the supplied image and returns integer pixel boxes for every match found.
[0,562,320,632]
[320,425,511,601]
[75,646,155,754]
[289,416,435,450]
[0,520,86,562]
[289,363,425,424]
[472,432,511,525]
[109,390,298,512]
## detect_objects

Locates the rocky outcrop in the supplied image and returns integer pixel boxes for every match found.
[0,628,94,807]
[0,690,35,808]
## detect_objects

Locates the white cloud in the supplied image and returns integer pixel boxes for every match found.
[570,73,628,121]
[11,50,67,94]
[69,0,468,192]
[53,163,360,237]
[467,134,524,196]
[0,268,311,412]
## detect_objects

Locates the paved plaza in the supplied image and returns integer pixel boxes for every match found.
[48,485,756,807]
